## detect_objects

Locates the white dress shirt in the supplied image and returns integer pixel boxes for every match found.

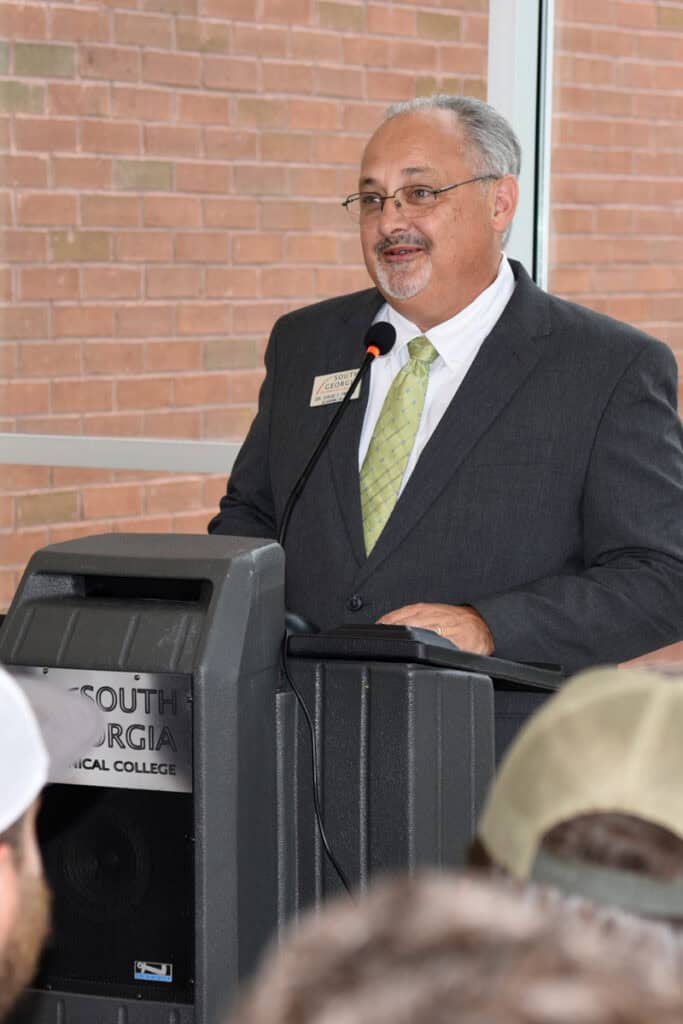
[358,255,516,493]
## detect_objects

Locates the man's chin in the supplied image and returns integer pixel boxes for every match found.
[373,262,432,302]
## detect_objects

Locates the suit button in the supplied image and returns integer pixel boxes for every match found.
[347,594,363,612]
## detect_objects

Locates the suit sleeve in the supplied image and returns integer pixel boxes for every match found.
[473,341,683,672]
[208,322,279,540]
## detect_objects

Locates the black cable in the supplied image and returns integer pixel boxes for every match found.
[280,633,352,896]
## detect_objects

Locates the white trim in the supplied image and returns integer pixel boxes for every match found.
[487,0,555,285]
[0,433,239,474]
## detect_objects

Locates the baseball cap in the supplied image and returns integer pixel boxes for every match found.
[0,662,101,834]
[478,666,683,882]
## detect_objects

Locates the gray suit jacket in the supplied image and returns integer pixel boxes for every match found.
[209,262,683,673]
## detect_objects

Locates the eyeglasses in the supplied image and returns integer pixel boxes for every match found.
[341,176,499,222]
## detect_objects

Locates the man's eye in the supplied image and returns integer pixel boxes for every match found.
[408,187,436,203]
[359,193,382,208]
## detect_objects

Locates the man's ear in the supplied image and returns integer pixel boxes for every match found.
[0,843,19,949]
[491,175,519,234]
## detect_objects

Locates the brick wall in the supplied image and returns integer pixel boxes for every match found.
[1,0,681,665]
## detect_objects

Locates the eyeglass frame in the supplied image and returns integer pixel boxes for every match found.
[341,175,500,219]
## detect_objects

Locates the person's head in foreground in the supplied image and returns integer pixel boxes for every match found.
[228,871,683,1024]
[471,666,683,924]
[0,664,100,1020]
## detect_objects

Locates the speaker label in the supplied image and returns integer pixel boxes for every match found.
[13,667,193,794]
[134,960,174,984]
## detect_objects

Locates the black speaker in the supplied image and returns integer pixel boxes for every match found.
[0,533,285,1024]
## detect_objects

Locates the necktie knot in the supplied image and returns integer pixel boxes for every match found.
[407,335,438,366]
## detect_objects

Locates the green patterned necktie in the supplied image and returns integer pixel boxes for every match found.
[360,335,439,555]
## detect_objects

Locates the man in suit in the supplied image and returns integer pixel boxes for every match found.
[209,95,683,675]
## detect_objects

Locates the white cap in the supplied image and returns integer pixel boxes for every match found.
[478,666,683,880]
[0,663,101,833]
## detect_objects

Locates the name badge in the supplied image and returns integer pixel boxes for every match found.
[310,369,361,407]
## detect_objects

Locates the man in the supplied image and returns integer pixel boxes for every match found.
[227,871,683,1024]
[0,664,99,1020]
[471,666,683,926]
[209,95,683,674]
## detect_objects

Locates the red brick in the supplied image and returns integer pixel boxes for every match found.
[203,55,259,91]
[14,117,77,151]
[116,231,174,262]
[367,4,416,35]
[0,156,47,188]
[261,200,312,230]
[18,340,80,375]
[177,92,229,125]
[0,3,47,38]
[111,86,172,121]
[51,6,110,42]
[83,267,142,299]
[82,119,141,154]
[142,196,201,228]
[146,266,203,298]
[290,28,342,61]
[0,378,49,413]
[202,405,257,439]
[48,82,109,116]
[2,465,51,489]
[206,267,262,298]
[315,266,370,296]
[177,303,231,335]
[84,483,143,520]
[55,305,115,339]
[85,340,144,374]
[143,51,200,87]
[21,267,79,300]
[203,198,259,229]
[0,193,11,224]
[82,195,140,227]
[231,370,264,403]
[0,267,10,301]
[174,373,230,405]
[263,0,311,22]
[341,101,385,132]
[17,193,76,226]
[204,128,259,160]
[144,479,205,513]
[52,379,113,413]
[116,305,174,337]
[52,468,114,486]
[233,25,289,58]
[143,409,201,438]
[288,166,337,196]
[343,36,391,67]
[263,61,315,94]
[261,131,312,163]
[145,340,201,371]
[53,156,111,188]
[261,266,315,298]
[233,301,288,333]
[176,232,229,262]
[0,529,50,566]
[311,132,364,165]
[366,70,416,101]
[114,12,173,47]
[81,45,140,81]
[233,233,283,264]
[0,305,48,340]
[144,124,201,157]
[117,376,174,409]
[176,162,232,194]
[0,230,48,261]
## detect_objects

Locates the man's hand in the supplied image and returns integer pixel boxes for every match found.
[377,603,494,655]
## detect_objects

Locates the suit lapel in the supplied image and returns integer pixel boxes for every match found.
[353,263,552,584]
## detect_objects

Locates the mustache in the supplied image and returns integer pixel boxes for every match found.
[375,233,432,256]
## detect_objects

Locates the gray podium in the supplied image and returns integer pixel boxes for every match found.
[0,533,556,1024]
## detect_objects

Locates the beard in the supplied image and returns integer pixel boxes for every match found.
[372,232,433,300]
[0,870,51,1020]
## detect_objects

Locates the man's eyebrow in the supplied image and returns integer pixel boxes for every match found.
[359,166,438,189]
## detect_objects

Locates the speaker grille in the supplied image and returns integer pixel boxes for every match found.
[36,785,194,1004]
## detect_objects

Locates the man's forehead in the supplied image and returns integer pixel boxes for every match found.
[360,110,470,180]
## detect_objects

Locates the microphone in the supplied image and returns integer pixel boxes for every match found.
[278,322,396,548]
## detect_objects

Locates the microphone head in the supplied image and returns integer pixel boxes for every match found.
[364,321,396,358]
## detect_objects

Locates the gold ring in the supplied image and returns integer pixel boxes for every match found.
[434,625,443,637]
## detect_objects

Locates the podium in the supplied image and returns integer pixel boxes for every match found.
[0,533,561,1022]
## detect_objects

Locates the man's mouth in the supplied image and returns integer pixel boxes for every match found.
[376,234,430,265]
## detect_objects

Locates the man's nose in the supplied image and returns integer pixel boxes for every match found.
[377,194,410,233]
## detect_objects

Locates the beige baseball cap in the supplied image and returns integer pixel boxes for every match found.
[0,662,101,834]
[478,666,683,881]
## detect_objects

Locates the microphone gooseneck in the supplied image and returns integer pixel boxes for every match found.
[277,322,396,548]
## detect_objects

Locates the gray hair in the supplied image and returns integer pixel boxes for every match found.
[384,95,522,179]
